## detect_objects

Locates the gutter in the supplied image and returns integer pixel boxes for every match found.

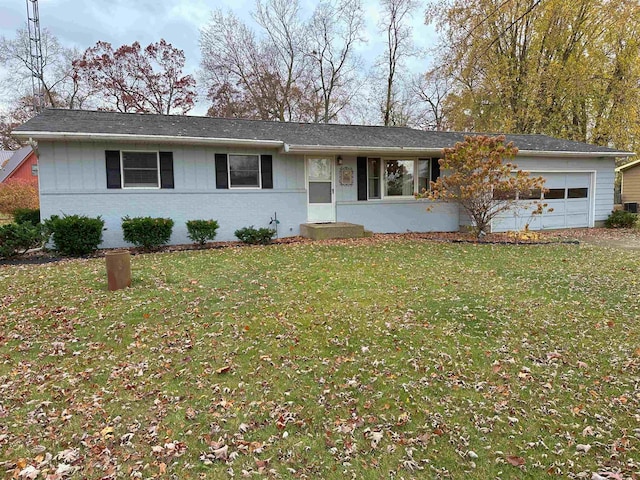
[12,131,285,148]
[285,143,633,158]
[517,149,634,158]
[282,144,444,156]
[616,159,640,172]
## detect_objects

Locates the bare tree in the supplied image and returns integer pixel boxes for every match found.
[411,68,454,130]
[0,27,87,110]
[254,0,309,121]
[307,0,365,123]
[200,0,366,123]
[378,0,419,126]
[200,4,309,121]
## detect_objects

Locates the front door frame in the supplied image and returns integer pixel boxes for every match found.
[306,155,336,223]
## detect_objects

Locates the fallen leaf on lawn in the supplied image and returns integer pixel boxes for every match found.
[100,426,114,439]
[216,365,231,374]
[370,430,383,448]
[19,465,39,479]
[506,455,525,466]
[213,444,228,460]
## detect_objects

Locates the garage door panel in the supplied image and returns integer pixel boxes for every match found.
[566,173,591,188]
[566,200,589,213]
[491,172,592,232]
[541,214,568,229]
[545,199,566,214]
[541,173,567,188]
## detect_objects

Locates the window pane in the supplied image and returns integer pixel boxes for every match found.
[544,188,566,199]
[309,182,331,203]
[308,158,332,181]
[229,154,260,187]
[368,158,380,199]
[519,188,542,200]
[123,152,157,169]
[493,188,516,200]
[384,160,414,196]
[122,151,158,187]
[230,171,260,186]
[418,159,430,193]
[568,187,588,198]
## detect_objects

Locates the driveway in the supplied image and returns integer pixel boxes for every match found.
[547,228,640,250]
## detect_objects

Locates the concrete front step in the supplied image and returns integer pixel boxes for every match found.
[300,222,366,240]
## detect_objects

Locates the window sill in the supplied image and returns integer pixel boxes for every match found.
[339,198,438,205]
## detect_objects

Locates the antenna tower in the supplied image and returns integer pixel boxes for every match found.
[26,0,45,113]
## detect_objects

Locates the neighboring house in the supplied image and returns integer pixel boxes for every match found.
[616,159,640,211]
[0,146,38,183]
[12,109,633,248]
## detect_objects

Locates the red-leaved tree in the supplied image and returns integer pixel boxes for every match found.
[73,39,196,115]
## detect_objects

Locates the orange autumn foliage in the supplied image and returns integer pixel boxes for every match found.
[0,178,39,215]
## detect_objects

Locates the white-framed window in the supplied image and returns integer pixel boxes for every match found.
[384,159,415,197]
[31,164,38,176]
[121,151,160,188]
[228,154,261,188]
[367,158,381,199]
[367,158,434,199]
[417,159,430,193]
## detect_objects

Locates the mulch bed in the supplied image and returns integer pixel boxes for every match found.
[2,228,637,267]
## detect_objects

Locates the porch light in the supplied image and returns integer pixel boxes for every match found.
[337,155,343,165]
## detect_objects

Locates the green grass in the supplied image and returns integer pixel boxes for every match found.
[1,239,639,478]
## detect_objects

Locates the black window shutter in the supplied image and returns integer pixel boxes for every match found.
[261,154,273,189]
[357,156,367,201]
[105,150,121,189]
[159,152,174,189]
[215,153,228,189]
[431,158,441,183]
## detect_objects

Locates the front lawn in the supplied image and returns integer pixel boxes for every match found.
[1,239,639,478]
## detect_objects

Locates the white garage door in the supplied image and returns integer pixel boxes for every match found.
[492,172,592,232]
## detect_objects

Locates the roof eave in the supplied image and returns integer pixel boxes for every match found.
[11,131,633,158]
[616,159,640,172]
[518,149,634,158]
[11,131,284,148]
[282,144,444,156]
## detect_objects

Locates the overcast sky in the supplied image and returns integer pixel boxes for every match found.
[0,0,436,115]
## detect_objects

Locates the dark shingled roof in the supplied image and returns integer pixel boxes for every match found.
[14,109,629,154]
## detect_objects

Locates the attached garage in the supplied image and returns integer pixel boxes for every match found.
[492,171,594,232]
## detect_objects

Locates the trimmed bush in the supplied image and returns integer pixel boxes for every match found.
[0,223,43,258]
[605,210,638,228]
[186,219,220,245]
[13,208,40,226]
[122,216,174,250]
[234,226,276,245]
[43,214,104,256]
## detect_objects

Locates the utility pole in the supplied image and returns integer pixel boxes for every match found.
[26,0,45,113]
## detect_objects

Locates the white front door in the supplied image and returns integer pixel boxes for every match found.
[307,157,335,223]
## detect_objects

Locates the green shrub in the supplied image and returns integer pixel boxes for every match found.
[13,208,40,226]
[186,219,220,245]
[0,223,43,258]
[43,214,104,256]
[234,226,276,245]
[122,216,174,250]
[605,210,638,228]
